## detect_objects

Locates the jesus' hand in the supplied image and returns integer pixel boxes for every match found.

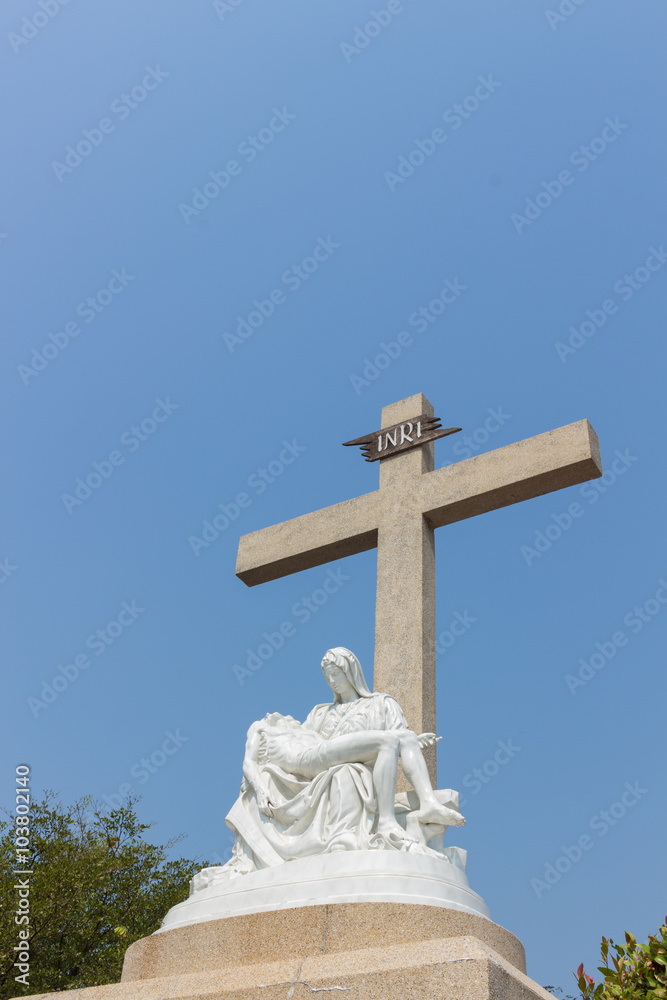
[255,786,275,817]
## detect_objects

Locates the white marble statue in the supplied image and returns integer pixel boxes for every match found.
[194,648,465,892]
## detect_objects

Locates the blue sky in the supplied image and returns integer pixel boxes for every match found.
[2,0,666,991]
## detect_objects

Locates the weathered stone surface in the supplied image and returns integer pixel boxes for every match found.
[123,903,524,981]
[375,396,437,782]
[26,903,555,1000]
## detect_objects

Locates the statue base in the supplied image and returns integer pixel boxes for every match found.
[27,902,553,1000]
[160,848,489,930]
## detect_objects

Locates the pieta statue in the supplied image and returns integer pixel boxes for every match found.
[192,647,465,894]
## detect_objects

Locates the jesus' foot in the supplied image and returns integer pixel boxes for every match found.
[416,802,466,828]
[376,819,420,846]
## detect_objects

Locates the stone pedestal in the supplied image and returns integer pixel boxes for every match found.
[27,903,553,1000]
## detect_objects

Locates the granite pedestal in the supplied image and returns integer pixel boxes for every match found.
[27,901,553,1000]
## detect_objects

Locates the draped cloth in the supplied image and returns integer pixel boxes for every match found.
[222,692,410,875]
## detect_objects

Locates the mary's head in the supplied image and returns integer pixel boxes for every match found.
[321,647,373,703]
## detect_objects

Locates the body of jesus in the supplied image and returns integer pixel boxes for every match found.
[242,710,465,845]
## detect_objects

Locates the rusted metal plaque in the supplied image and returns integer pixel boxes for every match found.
[343,415,461,462]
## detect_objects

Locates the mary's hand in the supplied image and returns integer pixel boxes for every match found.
[417,732,440,748]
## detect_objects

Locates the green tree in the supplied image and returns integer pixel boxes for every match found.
[575,920,667,1000]
[0,793,203,997]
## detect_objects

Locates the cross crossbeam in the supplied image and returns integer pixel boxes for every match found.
[236,394,602,783]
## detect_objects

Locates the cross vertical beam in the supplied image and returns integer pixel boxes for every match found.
[374,395,437,782]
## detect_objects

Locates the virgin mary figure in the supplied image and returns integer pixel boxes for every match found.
[202,647,463,885]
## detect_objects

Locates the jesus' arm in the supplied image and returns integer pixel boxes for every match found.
[242,723,274,817]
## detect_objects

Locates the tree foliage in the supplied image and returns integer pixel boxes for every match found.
[575,920,667,1000]
[0,793,202,997]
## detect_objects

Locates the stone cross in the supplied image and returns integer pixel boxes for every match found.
[236,393,601,783]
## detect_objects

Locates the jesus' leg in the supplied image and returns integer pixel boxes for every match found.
[397,731,465,828]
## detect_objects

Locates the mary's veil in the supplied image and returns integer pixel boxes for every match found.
[321,647,373,702]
